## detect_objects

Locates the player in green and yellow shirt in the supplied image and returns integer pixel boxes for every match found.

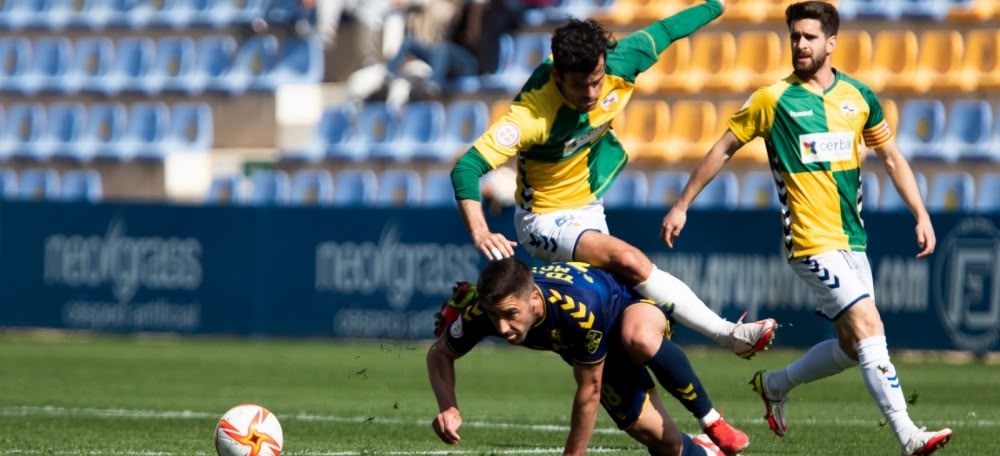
[449,0,779,383]
[661,2,951,455]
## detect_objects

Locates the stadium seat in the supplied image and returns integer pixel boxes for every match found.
[0,38,31,93]
[19,37,71,95]
[206,174,244,204]
[948,0,995,21]
[166,102,214,153]
[690,171,739,210]
[371,101,445,162]
[428,100,490,162]
[221,34,279,94]
[867,30,918,91]
[0,0,43,29]
[482,33,550,92]
[193,35,238,94]
[63,37,115,94]
[118,102,171,161]
[248,170,291,205]
[70,0,117,29]
[635,37,689,95]
[72,103,128,162]
[17,168,60,201]
[881,171,927,211]
[961,29,1000,92]
[110,0,157,29]
[0,103,46,159]
[602,170,648,208]
[666,100,717,162]
[725,31,784,92]
[831,30,873,79]
[839,0,902,20]
[885,30,963,93]
[34,102,86,160]
[421,170,457,207]
[739,170,779,209]
[617,100,671,161]
[943,100,993,161]
[376,169,423,206]
[861,171,880,211]
[927,172,975,212]
[197,0,265,28]
[329,103,397,162]
[283,104,354,163]
[104,37,156,94]
[975,173,1000,212]
[0,168,16,200]
[289,169,335,206]
[899,0,951,19]
[333,169,378,206]
[59,169,103,203]
[646,171,688,208]
[661,32,736,94]
[148,37,198,94]
[269,35,325,86]
[895,99,947,161]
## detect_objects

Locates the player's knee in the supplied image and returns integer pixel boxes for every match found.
[621,329,661,363]
[607,246,651,284]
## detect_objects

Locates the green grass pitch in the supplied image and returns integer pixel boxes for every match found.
[0,331,994,455]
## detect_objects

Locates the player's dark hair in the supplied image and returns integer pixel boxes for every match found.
[785,1,840,37]
[476,258,534,309]
[551,18,616,75]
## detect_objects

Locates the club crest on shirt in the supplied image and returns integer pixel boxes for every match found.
[585,330,603,354]
[494,123,521,148]
[840,101,858,118]
[601,91,619,111]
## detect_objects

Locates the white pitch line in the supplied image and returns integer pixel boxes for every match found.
[0,449,638,456]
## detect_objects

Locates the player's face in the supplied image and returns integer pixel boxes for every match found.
[789,19,835,78]
[485,290,542,345]
[553,55,606,112]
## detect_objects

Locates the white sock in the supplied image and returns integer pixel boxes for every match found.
[857,336,918,446]
[633,267,734,347]
[767,338,857,397]
[698,408,721,428]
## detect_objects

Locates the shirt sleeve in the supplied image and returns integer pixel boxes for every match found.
[859,87,894,149]
[443,303,495,357]
[727,88,777,144]
[470,100,546,166]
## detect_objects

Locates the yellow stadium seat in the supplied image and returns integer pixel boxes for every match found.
[635,38,690,95]
[832,30,872,80]
[594,0,688,25]
[867,30,918,92]
[722,0,799,23]
[617,99,672,161]
[714,99,769,163]
[947,0,995,21]
[666,100,717,162]
[660,32,736,94]
[944,29,1000,92]
[885,30,963,94]
[725,31,785,92]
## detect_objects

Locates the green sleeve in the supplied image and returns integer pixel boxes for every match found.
[609,0,724,78]
[451,147,494,201]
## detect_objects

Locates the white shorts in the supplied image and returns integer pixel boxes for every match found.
[514,201,608,263]
[790,250,875,320]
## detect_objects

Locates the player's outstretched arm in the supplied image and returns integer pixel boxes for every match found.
[563,362,604,456]
[427,338,463,445]
[873,141,936,258]
[639,0,725,52]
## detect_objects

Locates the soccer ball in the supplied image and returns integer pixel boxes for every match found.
[214,404,284,456]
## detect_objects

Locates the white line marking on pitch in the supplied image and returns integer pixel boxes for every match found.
[0,448,634,456]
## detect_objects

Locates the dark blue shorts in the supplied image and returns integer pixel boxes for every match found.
[599,344,655,429]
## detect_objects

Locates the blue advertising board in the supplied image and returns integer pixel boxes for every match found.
[0,200,997,352]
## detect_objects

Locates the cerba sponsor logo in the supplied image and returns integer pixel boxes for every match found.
[798,131,854,164]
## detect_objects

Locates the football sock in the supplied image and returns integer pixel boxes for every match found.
[645,338,714,420]
[767,338,857,396]
[857,336,918,446]
[633,267,734,347]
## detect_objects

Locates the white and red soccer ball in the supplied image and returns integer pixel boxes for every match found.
[215,404,283,456]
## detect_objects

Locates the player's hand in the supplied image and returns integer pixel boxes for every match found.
[431,407,462,445]
[915,217,936,258]
[660,208,687,249]
[472,229,517,261]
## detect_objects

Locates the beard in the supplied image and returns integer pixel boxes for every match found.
[793,52,826,78]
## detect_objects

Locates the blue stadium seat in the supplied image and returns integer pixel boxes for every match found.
[376,169,423,207]
[739,170,779,209]
[455,33,514,93]
[371,101,445,162]
[421,170,457,207]
[166,102,213,153]
[109,0,157,28]
[147,0,201,29]
[602,171,648,208]
[0,0,44,29]
[333,169,378,206]
[146,37,197,94]
[289,169,335,206]
[0,38,31,93]
[691,171,739,209]
[647,171,688,208]
[269,36,324,87]
[117,102,171,160]
[195,0,264,27]
[881,171,927,211]
[69,0,116,29]
[898,0,950,20]
[71,103,128,162]
[283,104,354,163]
[861,171,880,212]
[104,37,156,94]
[63,37,115,94]
[838,0,902,20]
[248,170,291,205]
[59,169,103,202]
[34,102,86,159]
[0,168,17,200]
[17,168,60,201]
[206,174,244,204]
[19,37,71,95]
[896,99,947,161]
[944,100,993,162]
[975,173,1000,213]
[192,35,237,94]
[482,33,550,92]
[0,103,46,159]
[329,103,397,162]
[224,34,279,94]
[927,172,975,212]
[427,100,490,162]
[38,0,74,29]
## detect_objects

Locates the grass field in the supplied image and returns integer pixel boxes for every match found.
[0,331,994,455]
